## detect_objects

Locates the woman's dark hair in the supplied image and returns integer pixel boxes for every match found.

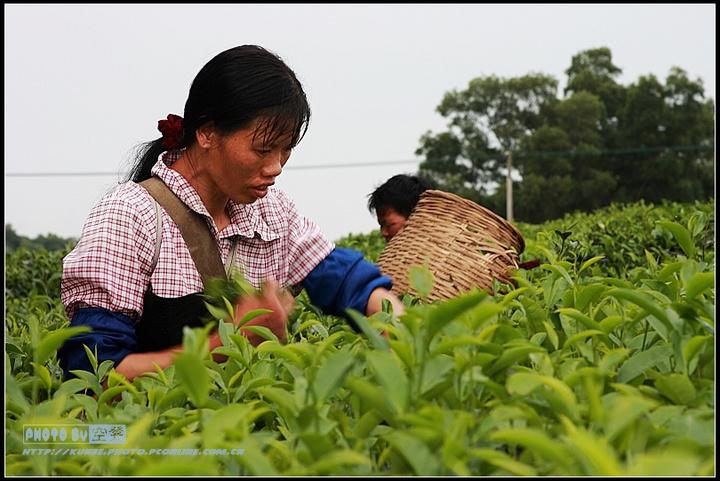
[367,174,436,218]
[127,45,311,182]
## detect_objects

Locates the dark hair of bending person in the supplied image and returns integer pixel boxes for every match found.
[367,174,434,241]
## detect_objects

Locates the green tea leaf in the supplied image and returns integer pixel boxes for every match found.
[598,315,624,334]
[507,372,578,420]
[365,350,409,413]
[173,352,209,408]
[657,261,684,282]
[603,394,657,440]
[69,369,103,396]
[420,354,454,395]
[204,301,230,321]
[408,265,434,299]
[427,290,485,341]
[30,362,52,390]
[255,386,298,417]
[346,309,389,350]
[471,448,537,476]
[430,336,501,357]
[657,221,696,257]
[617,344,674,383]
[96,359,115,383]
[490,428,571,466]
[306,449,372,475]
[124,413,154,448]
[312,349,356,404]
[486,344,545,376]
[385,430,440,475]
[575,284,607,311]
[644,249,658,269]
[543,321,559,350]
[237,308,274,327]
[97,385,127,407]
[344,376,395,419]
[137,459,218,476]
[52,461,88,477]
[682,335,710,373]
[53,378,89,398]
[607,288,672,333]
[665,410,714,447]
[241,325,278,343]
[35,326,91,365]
[557,307,603,331]
[578,255,605,274]
[256,341,303,366]
[565,428,623,476]
[597,349,630,375]
[82,344,98,373]
[389,338,415,370]
[468,302,507,330]
[563,329,606,350]
[627,448,702,476]
[221,296,236,320]
[543,263,575,286]
[235,437,278,476]
[654,373,697,405]
[684,272,714,299]
[354,410,382,439]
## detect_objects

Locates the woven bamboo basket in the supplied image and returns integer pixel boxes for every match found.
[378,189,525,302]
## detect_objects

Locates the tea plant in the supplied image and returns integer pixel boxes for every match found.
[5,199,714,475]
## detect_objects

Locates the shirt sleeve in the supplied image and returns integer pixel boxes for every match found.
[277,189,335,286]
[61,185,157,321]
[302,247,393,328]
[57,307,137,379]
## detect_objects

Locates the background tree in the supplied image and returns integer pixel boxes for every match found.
[416,47,714,222]
[417,73,558,211]
[613,68,714,203]
[5,224,76,252]
[513,91,616,223]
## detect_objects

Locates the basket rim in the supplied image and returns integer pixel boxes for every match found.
[410,189,525,252]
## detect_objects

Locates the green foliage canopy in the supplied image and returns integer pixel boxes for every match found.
[417,47,714,223]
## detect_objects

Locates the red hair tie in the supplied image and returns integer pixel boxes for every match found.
[157,114,184,149]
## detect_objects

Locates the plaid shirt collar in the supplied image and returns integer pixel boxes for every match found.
[151,150,280,241]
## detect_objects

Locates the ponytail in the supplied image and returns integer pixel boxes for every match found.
[126,138,166,183]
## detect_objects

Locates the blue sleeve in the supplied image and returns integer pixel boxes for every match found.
[301,247,393,327]
[57,307,137,379]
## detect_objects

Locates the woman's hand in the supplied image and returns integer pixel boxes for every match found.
[233,279,294,345]
[367,287,405,317]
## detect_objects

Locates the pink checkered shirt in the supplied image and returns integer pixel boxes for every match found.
[61,150,335,321]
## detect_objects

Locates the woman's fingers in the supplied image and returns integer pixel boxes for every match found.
[260,279,295,316]
[278,288,296,315]
[232,279,290,344]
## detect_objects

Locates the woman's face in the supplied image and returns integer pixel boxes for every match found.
[210,118,293,204]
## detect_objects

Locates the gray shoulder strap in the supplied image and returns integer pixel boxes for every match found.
[139,176,227,287]
[151,199,162,271]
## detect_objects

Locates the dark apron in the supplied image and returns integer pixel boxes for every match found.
[134,288,208,352]
[135,176,229,352]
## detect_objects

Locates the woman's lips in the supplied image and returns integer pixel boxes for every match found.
[251,184,273,197]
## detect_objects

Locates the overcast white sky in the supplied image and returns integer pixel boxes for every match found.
[4,4,716,242]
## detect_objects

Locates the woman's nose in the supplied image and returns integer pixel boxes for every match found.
[262,154,283,178]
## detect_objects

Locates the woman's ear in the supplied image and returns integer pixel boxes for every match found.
[195,122,217,149]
